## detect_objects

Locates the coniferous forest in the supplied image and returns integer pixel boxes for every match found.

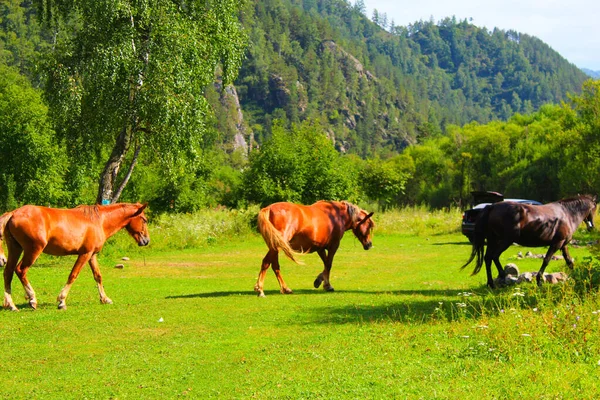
[0,0,598,213]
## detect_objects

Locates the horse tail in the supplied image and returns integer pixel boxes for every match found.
[257,207,303,264]
[0,211,13,266]
[461,205,491,276]
[0,211,13,241]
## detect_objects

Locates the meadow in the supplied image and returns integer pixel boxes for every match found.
[1,207,600,399]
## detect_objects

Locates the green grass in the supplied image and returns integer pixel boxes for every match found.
[2,220,600,398]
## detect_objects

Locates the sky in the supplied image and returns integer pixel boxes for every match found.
[365,0,600,71]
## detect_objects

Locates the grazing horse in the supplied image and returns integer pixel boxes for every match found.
[462,195,596,288]
[255,200,374,297]
[1,203,150,310]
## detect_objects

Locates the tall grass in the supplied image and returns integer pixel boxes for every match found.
[373,206,463,236]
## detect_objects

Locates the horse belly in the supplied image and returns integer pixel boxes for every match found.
[43,238,84,256]
[289,236,321,253]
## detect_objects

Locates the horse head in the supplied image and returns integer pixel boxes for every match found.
[585,195,597,230]
[352,210,375,250]
[125,203,150,246]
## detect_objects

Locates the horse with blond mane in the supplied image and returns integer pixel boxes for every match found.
[255,200,374,297]
[0,203,149,310]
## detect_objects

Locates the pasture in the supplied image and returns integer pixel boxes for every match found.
[1,208,600,398]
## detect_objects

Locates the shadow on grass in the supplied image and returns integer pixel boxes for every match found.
[432,241,472,246]
[165,284,570,325]
[165,287,481,299]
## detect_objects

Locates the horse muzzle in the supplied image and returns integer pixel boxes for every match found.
[137,236,150,246]
[363,242,372,250]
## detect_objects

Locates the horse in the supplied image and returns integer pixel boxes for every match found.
[255,200,374,297]
[461,194,597,288]
[0,203,149,311]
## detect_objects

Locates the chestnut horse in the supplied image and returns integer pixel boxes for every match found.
[255,200,374,297]
[462,195,596,288]
[0,203,149,311]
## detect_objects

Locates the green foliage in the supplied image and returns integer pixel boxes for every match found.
[0,64,67,210]
[242,119,358,206]
[359,156,410,210]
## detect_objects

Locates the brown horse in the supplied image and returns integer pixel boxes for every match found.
[255,200,374,297]
[462,195,596,288]
[1,203,149,310]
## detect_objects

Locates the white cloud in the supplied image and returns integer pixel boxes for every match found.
[365,0,600,70]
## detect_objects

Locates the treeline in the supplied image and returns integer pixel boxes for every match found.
[0,0,597,213]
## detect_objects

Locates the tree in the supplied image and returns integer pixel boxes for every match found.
[0,64,67,210]
[241,120,357,206]
[37,0,247,204]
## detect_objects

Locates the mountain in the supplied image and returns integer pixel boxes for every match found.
[581,68,600,79]
[1,0,590,157]
[225,0,589,156]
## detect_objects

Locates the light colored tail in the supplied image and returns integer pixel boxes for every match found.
[0,211,13,266]
[0,211,13,241]
[257,207,303,264]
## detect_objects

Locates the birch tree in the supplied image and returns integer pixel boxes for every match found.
[37,0,247,203]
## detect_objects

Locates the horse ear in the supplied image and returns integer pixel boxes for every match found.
[357,212,374,226]
[133,203,148,216]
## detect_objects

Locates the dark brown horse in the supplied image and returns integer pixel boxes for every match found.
[1,203,149,310]
[462,195,597,288]
[255,200,374,297]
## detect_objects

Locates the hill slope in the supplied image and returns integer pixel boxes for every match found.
[227,0,588,155]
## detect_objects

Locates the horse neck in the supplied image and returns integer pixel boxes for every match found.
[99,204,136,238]
[561,200,592,225]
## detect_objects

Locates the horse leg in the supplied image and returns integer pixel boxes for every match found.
[57,253,93,309]
[561,245,574,269]
[314,250,327,289]
[483,241,496,288]
[316,246,338,292]
[14,245,45,309]
[492,240,512,280]
[536,243,562,286]
[254,250,274,297]
[89,254,112,305]
[2,239,22,311]
[271,253,293,295]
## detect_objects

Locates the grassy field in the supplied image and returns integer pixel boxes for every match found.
[2,212,600,398]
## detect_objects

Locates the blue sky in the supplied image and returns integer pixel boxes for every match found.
[365,0,600,71]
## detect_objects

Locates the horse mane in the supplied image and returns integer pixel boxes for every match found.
[75,205,101,220]
[557,195,596,214]
[341,201,362,224]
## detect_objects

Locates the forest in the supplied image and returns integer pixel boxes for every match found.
[0,0,598,213]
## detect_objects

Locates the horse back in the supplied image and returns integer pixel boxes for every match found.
[267,201,345,252]
[489,202,570,246]
[8,205,104,255]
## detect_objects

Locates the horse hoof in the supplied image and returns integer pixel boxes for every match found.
[30,302,37,310]
[324,286,335,292]
[257,292,266,298]
[314,278,323,288]
[102,298,113,305]
[281,288,293,295]
[57,303,67,310]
